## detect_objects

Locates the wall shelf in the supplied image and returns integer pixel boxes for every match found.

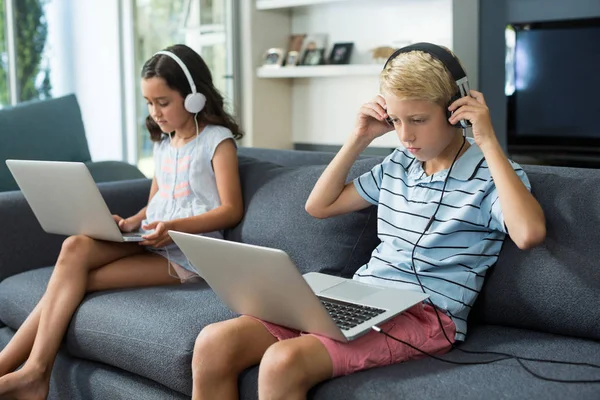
[256,0,350,11]
[257,64,383,78]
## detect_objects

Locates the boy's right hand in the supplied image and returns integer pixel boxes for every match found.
[112,215,141,233]
[352,95,394,145]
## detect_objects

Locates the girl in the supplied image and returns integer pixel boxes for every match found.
[189,44,546,400]
[0,44,244,399]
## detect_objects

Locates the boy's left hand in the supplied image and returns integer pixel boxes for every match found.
[448,90,497,149]
[140,221,173,248]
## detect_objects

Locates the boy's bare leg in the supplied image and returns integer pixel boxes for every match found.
[258,335,333,400]
[192,316,277,400]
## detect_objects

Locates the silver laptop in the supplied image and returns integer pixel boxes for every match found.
[168,231,429,342]
[6,159,144,242]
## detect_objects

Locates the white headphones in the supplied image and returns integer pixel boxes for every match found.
[154,50,207,114]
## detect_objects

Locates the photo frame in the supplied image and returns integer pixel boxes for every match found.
[285,33,306,67]
[288,34,306,53]
[301,48,325,66]
[328,42,354,65]
[262,48,284,67]
[300,33,327,66]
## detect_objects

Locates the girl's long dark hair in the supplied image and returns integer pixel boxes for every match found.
[141,44,243,142]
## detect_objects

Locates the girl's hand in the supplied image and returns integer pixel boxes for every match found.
[140,221,173,248]
[112,215,142,233]
[352,95,394,145]
[448,90,497,149]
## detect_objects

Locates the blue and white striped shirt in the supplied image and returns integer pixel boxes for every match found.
[353,137,530,340]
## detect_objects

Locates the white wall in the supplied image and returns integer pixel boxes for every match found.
[45,0,75,98]
[240,1,294,149]
[289,0,454,148]
[69,0,124,161]
[45,0,124,161]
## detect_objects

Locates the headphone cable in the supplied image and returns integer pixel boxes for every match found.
[372,134,600,383]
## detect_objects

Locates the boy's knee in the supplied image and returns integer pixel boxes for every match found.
[192,322,236,375]
[260,342,306,384]
[194,323,226,358]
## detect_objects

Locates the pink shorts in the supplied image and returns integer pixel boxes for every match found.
[255,303,456,377]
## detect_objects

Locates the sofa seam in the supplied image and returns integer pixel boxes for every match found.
[341,205,376,277]
[72,328,193,355]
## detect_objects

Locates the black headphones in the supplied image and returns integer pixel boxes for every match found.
[383,42,471,128]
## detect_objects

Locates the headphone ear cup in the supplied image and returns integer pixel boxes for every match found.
[447,93,463,128]
[184,92,207,114]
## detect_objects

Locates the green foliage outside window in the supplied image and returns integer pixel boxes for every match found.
[0,0,51,105]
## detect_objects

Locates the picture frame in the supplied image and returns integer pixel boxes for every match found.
[301,48,325,66]
[328,42,354,65]
[300,33,327,66]
[288,34,306,53]
[262,48,285,67]
[285,33,306,67]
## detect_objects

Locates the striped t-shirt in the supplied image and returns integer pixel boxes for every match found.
[353,137,530,341]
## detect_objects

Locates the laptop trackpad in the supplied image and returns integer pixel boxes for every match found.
[321,281,380,301]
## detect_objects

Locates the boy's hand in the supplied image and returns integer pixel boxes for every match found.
[140,221,173,248]
[448,90,497,149]
[112,215,142,233]
[352,95,394,146]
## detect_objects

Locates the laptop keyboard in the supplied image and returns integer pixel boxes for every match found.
[318,297,386,331]
[122,232,144,238]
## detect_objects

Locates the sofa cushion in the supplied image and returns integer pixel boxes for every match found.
[85,161,146,183]
[473,165,600,341]
[225,156,381,278]
[0,267,235,395]
[0,94,91,192]
[301,325,600,399]
[0,327,189,400]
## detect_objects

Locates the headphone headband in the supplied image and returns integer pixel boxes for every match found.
[383,42,471,128]
[383,42,470,98]
[154,50,197,95]
[153,49,206,114]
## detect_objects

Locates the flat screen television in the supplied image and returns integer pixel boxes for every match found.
[506,17,600,155]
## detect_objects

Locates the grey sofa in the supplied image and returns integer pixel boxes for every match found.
[0,147,599,399]
[0,94,145,192]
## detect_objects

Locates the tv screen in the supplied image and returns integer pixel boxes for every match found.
[507,18,600,152]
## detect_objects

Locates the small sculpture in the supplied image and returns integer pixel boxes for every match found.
[371,46,397,64]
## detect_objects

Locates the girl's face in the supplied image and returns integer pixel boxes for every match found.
[141,77,192,133]
[383,93,461,163]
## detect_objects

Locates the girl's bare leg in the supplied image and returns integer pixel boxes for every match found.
[0,235,180,399]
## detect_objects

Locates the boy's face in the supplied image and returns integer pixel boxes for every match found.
[142,77,191,133]
[383,93,458,162]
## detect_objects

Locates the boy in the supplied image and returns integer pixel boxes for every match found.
[190,44,546,400]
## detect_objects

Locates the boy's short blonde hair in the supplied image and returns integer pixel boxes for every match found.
[380,48,461,108]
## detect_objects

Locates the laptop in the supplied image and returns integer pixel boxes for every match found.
[168,231,429,342]
[6,159,145,242]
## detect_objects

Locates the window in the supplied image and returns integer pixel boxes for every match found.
[0,0,56,107]
[14,0,52,103]
[134,0,188,175]
[0,0,10,108]
[133,0,236,176]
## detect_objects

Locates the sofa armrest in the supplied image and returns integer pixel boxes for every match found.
[0,178,151,282]
[85,160,146,183]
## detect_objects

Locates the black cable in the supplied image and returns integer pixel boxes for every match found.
[373,134,600,384]
[373,326,600,384]
[371,326,511,366]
